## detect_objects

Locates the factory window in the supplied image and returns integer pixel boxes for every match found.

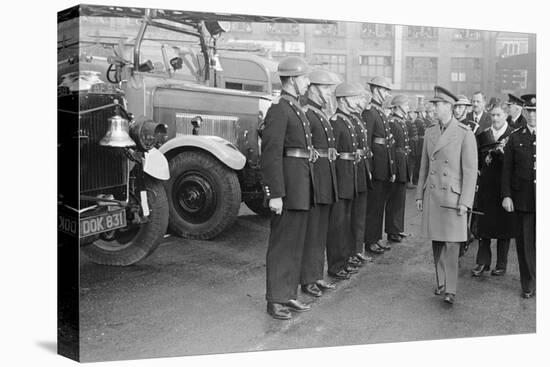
[266,23,300,35]
[361,23,393,38]
[405,57,437,90]
[359,55,393,81]
[313,54,346,77]
[407,26,437,39]
[450,57,482,94]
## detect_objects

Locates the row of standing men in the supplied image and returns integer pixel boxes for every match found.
[260,56,429,320]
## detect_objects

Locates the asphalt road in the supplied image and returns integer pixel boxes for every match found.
[79,190,536,362]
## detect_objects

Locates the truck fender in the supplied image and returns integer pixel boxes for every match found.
[143,147,170,180]
[159,135,246,170]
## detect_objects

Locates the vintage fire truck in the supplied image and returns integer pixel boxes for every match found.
[58,5,330,265]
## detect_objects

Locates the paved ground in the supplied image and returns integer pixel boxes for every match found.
[79,190,536,362]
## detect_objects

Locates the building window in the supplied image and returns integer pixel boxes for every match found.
[452,29,482,40]
[450,57,482,94]
[266,23,300,35]
[313,22,346,37]
[312,54,346,77]
[359,55,393,81]
[498,40,528,57]
[361,23,393,38]
[407,26,437,39]
[405,57,437,90]
[230,22,252,33]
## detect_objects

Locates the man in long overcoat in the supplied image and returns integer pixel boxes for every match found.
[471,103,516,277]
[416,86,478,305]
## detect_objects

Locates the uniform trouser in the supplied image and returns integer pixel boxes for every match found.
[385,182,406,236]
[432,241,460,295]
[408,155,416,184]
[515,211,536,293]
[265,209,309,303]
[300,204,331,285]
[351,191,368,254]
[364,180,391,245]
[327,199,353,274]
[413,155,421,185]
[476,238,511,270]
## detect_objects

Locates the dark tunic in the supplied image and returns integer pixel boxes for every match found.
[507,114,527,131]
[476,126,516,238]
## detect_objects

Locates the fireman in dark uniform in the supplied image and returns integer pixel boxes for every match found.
[501,94,536,299]
[363,76,396,254]
[261,56,315,320]
[385,95,411,243]
[505,93,527,130]
[300,69,339,297]
[413,104,427,186]
[326,82,363,280]
[350,85,374,264]
[406,106,419,189]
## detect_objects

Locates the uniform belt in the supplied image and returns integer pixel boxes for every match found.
[418,135,425,138]
[338,152,356,161]
[315,148,338,161]
[373,137,386,145]
[284,148,319,162]
[396,147,409,154]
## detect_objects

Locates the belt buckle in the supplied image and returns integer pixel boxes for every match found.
[328,147,338,162]
[308,147,319,163]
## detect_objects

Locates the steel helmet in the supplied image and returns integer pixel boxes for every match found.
[367,76,392,90]
[334,82,362,98]
[308,69,338,85]
[277,56,310,77]
[390,94,408,107]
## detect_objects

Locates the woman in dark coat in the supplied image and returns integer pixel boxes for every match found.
[472,104,517,276]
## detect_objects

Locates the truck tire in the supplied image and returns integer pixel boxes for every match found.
[244,198,272,217]
[166,150,241,239]
[81,177,169,266]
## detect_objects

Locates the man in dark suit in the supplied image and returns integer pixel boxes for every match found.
[386,95,411,243]
[300,69,339,298]
[467,91,492,134]
[506,93,527,130]
[501,94,536,299]
[363,76,396,254]
[471,103,516,277]
[261,56,314,320]
[326,82,364,280]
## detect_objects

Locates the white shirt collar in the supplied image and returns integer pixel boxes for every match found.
[491,122,508,140]
[526,125,536,135]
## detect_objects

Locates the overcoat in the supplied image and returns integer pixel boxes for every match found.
[501,125,536,213]
[416,118,478,242]
[363,101,395,181]
[476,126,516,238]
[331,109,358,200]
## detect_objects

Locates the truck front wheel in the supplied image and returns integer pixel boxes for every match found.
[166,151,241,239]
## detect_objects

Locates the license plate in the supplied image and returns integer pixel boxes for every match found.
[80,209,127,238]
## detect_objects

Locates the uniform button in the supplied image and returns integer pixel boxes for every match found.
[444,160,448,163]
[431,171,435,175]
[534,180,536,183]
[442,187,447,190]
[443,172,447,176]
[430,184,435,189]
[390,160,394,163]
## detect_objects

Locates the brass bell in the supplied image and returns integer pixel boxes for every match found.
[100,114,136,147]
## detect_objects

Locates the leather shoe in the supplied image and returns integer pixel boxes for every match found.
[443,293,455,304]
[348,256,364,267]
[355,252,373,263]
[285,299,311,312]
[491,268,506,276]
[315,279,336,290]
[387,234,402,243]
[398,232,410,238]
[267,302,291,320]
[434,285,445,296]
[377,240,391,250]
[471,264,490,277]
[367,243,385,254]
[301,283,322,297]
[345,265,359,274]
[522,290,535,299]
[328,269,351,280]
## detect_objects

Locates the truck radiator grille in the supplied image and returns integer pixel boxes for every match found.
[175,113,239,145]
[78,93,128,195]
